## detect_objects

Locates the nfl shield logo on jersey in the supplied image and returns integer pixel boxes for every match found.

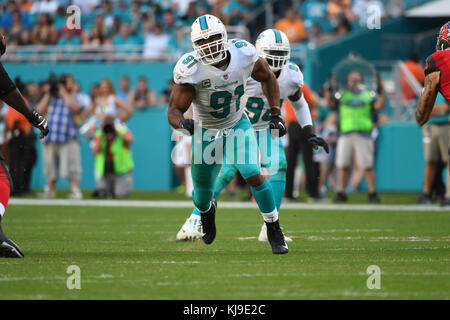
[223,74,229,80]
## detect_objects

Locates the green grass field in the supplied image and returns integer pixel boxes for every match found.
[0,198,449,299]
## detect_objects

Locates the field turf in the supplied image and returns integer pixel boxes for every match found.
[0,201,449,300]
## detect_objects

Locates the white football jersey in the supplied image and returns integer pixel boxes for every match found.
[173,39,258,130]
[243,61,304,130]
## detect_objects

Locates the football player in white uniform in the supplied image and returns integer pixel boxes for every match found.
[168,16,289,254]
[176,29,328,242]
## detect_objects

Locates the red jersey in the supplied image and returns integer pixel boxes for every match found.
[424,50,450,102]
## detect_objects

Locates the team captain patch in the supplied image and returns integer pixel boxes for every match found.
[201,79,211,88]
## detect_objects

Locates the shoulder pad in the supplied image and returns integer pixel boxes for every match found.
[286,62,304,88]
[230,39,258,61]
[173,52,200,85]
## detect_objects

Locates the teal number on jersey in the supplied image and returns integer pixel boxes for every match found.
[245,97,271,124]
[288,64,299,72]
[231,39,248,48]
[182,55,198,68]
[234,85,244,111]
[210,85,245,119]
[210,91,231,118]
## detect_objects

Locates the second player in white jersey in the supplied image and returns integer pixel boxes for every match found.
[244,61,304,130]
[174,38,258,130]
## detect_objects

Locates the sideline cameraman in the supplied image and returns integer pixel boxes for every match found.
[92,116,134,198]
[36,74,83,199]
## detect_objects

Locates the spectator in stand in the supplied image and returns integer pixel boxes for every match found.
[129,77,158,110]
[142,23,170,61]
[117,76,131,104]
[18,0,33,13]
[0,1,30,31]
[327,0,356,23]
[221,0,255,26]
[274,7,308,43]
[418,93,450,206]
[113,23,142,58]
[162,9,177,35]
[30,0,59,15]
[82,25,104,48]
[58,26,82,46]
[90,78,133,123]
[315,11,352,43]
[98,0,116,34]
[92,14,109,40]
[72,0,100,15]
[301,0,328,25]
[5,11,27,46]
[401,52,425,103]
[128,0,145,35]
[31,13,58,45]
[36,74,83,199]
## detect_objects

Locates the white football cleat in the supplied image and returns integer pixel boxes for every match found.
[258,223,292,242]
[176,216,202,241]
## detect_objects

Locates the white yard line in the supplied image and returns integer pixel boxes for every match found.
[8,198,450,211]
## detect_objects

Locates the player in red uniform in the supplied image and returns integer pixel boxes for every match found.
[0,34,49,257]
[415,21,450,125]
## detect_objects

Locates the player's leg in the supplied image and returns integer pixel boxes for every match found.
[190,129,223,244]
[230,116,288,254]
[437,124,450,206]
[256,128,292,242]
[176,163,237,241]
[0,155,24,258]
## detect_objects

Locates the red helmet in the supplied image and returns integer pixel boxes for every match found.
[436,21,450,51]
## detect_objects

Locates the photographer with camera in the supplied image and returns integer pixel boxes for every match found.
[36,73,83,199]
[92,115,134,199]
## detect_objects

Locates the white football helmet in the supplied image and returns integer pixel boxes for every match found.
[255,29,290,72]
[191,14,229,65]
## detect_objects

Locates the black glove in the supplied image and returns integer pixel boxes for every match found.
[269,115,287,138]
[0,33,5,56]
[268,106,286,137]
[30,110,49,139]
[302,125,329,153]
[179,119,194,135]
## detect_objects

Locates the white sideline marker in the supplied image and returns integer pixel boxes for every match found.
[8,198,449,211]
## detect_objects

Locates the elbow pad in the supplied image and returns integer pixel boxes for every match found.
[290,94,313,128]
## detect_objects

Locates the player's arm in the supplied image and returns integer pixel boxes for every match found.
[288,88,329,153]
[415,55,441,126]
[415,71,440,126]
[167,83,195,135]
[251,57,285,136]
[0,64,49,138]
[251,57,280,108]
